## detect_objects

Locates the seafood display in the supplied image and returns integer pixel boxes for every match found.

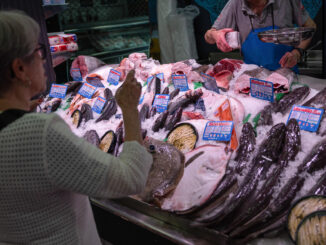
[39,52,326,244]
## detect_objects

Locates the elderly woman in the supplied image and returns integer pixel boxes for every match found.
[0,10,152,245]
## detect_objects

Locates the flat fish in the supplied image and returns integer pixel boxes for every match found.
[138,137,185,205]
[161,144,231,212]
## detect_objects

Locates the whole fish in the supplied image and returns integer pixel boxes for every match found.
[139,104,150,122]
[80,103,93,123]
[167,89,203,115]
[152,111,169,132]
[138,137,185,205]
[273,86,310,114]
[226,119,300,234]
[83,130,100,147]
[198,123,285,226]
[95,99,117,123]
[161,144,231,213]
[234,138,326,238]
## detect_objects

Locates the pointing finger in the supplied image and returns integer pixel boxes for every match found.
[125,70,136,83]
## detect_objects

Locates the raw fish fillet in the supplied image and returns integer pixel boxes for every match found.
[161,144,231,212]
[234,67,272,94]
[265,68,295,93]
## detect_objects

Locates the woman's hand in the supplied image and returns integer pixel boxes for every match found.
[115,70,142,111]
[205,28,234,52]
[279,50,300,68]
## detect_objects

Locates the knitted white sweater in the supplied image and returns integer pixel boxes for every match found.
[0,113,153,244]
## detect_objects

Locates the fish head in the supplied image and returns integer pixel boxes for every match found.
[142,137,185,202]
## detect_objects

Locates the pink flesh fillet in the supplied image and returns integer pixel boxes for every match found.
[161,145,231,212]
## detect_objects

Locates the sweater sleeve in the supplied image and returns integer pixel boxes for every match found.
[43,114,153,198]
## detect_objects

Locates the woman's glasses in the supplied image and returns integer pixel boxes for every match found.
[34,43,47,60]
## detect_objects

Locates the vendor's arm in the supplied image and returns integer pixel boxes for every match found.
[205,0,237,52]
[279,1,316,68]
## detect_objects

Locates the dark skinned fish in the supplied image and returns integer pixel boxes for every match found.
[226,119,300,235]
[80,104,93,123]
[202,123,286,227]
[139,104,150,122]
[138,137,185,206]
[167,89,203,115]
[169,88,180,101]
[164,107,183,131]
[273,86,310,114]
[152,111,169,132]
[234,138,326,238]
[83,130,100,147]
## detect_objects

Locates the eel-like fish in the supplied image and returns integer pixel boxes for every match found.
[303,87,326,109]
[169,88,180,101]
[198,123,285,227]
[273,86,310,114]
[113,123,124,156]
[226,119,300,234]
[254,86,310,126]
[233,138,326,238]
[138,137,185,206]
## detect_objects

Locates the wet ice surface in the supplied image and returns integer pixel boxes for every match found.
[40,63,326,245]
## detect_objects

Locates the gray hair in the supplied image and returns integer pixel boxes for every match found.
[0,10,40,93]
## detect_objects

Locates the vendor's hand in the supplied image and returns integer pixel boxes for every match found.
[205,28,233,52]
[279,50,300,68]
[70,56,88,78]
[115,70,142,111]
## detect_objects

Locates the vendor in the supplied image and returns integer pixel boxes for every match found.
[204,0,316,71]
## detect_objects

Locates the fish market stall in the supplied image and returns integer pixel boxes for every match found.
[40,53,326,245]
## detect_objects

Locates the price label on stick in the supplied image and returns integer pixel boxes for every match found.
[287,105,324,132]
[107,69,121,86]
[203,121,234,141]
[172,74,189,92]
[49,84,68,99]
[250,78,274,102]
[71,68,83,81]
[78,83,97,99]
[153,94,170,113]
[92,96,107,114]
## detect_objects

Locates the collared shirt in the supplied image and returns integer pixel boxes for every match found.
[212,0,310,44]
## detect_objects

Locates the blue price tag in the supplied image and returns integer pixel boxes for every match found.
[201,73,219,94]
[107,69,121,85]
[92,96,106,114]
[287,105,324,132]
[49,84,68,99]
[139,94,145,105]
[78,83,97,99]
[86,76,104,88]
[203,121,234,141]
[153,94,170,113]
[250,78,274,102]
[71,68,83,81]
[156,73,164,81]
[172,74,189,92]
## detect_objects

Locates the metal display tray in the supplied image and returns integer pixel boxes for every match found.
[258,27,315,46]
[92,197,231,245]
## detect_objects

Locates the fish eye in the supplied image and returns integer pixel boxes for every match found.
[149,145,156,153]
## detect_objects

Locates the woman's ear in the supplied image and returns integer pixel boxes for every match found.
[11,58,30,86]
